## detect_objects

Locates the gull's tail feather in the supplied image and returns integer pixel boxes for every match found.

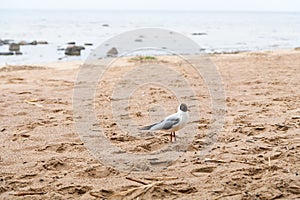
[138,122,158,130]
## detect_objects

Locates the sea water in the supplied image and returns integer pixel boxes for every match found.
[0,10,300,66]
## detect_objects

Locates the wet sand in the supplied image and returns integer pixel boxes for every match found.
[0,50,299,199]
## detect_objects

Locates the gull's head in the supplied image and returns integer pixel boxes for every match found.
[178,103,189,112]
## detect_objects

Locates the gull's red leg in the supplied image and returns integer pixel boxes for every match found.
[170,132,173,142]
[173,132,176,142]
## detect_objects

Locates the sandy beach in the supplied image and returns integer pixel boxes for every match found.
[0,49,299,199]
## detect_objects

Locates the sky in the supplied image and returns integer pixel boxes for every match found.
[1,0,300,12]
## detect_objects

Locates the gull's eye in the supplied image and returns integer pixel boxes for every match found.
[180,104,187,112]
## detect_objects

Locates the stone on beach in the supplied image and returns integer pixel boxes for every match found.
[65,45,85,56]
[106,47,118,57]
[9,43,20,51]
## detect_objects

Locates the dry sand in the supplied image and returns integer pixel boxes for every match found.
[0,50,299,199]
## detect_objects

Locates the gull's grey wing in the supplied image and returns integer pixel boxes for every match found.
[160,117,180,130]
[138,113,180,131]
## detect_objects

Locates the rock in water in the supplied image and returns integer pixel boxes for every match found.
[0,52,14,56]
[30,40,38,45]
[18,40,48,45]
[18,41,29,45]
[37,41,48,44]
[9,43,20,51]
[192,32,207,36]
[65,45,85,56]
[106,47,118,57]
[3,39,13,45]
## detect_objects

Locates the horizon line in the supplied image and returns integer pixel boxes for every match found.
[0,8,300,13]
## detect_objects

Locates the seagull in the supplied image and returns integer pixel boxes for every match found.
[139,103,190,142]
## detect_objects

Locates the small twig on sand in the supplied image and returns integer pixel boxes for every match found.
[144,176,178,181]
[24,100,43,107]
[204,158,226,163]
[203,158,257,166]
[12,192,46,196]
[126,177,148,185]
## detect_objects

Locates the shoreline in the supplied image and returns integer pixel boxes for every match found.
[1,48,299,69]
